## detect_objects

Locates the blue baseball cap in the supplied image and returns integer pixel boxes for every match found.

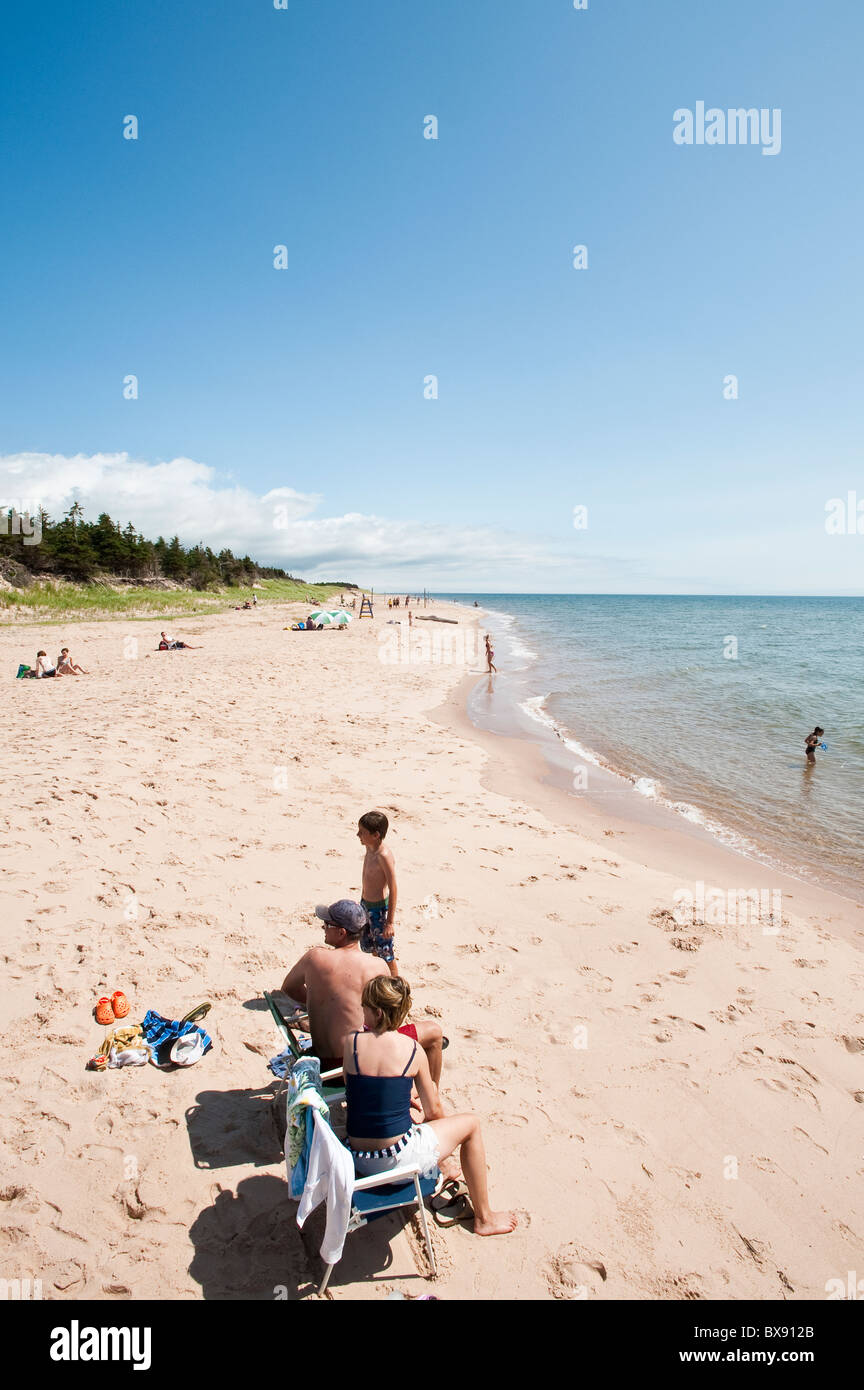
[315,900,367,934]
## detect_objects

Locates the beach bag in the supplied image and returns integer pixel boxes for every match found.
[16,664,31,679]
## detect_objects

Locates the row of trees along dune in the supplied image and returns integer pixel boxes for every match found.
[1,504,302,588]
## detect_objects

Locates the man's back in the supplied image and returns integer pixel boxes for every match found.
[305,946,387,1061]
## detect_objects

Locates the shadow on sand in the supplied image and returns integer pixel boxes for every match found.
[185,1086,437,1298]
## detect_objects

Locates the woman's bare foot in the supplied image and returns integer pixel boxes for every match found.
[473,1210,519,1236]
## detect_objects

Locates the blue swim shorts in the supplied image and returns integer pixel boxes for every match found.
[360,898,395,964]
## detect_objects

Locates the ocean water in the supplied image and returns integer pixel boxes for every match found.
[444,595,864,900]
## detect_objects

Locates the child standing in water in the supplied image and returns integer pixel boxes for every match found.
[804,726,825,762]
[485,633,496,673]
[357,810,399,977]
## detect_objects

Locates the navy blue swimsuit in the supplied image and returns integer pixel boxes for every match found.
[345,1032,417,1139]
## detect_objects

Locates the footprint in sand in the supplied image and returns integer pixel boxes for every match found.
[545,1243,607,1300]
[670,935,702,952]
[736,1048,766,1067]
[654,1272,706,1300]
[578,967,613,993]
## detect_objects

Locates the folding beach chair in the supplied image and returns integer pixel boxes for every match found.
[263,990,345,1107]
[302,1109,438,1293]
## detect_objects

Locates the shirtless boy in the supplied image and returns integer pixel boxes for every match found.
[357,810,399,977]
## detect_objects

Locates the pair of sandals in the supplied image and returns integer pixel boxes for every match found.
[94,991,130,1025]
[430,1177,473,1227]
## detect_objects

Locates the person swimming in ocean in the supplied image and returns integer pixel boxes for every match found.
[804,726,825,762]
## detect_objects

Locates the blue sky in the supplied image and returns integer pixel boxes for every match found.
[1,0,862,591]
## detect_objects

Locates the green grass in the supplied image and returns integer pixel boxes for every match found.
[0,577,352,624]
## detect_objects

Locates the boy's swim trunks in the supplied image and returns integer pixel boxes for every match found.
[360,897,394,963]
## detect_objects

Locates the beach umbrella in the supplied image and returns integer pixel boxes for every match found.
[307,610,351,626]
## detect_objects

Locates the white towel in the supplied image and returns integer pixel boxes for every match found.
[295,1109,355,1266]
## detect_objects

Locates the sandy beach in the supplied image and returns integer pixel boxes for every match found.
[2,598,863,1302]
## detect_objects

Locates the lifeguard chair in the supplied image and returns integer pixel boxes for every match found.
[359,592,374,618]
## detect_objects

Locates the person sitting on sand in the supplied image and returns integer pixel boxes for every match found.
[35,650,60,678]
[56,647,87,675]
[278,899,446,1084]
[344,976,517,1236]
[805,726,825,762]
[159,631,202,650]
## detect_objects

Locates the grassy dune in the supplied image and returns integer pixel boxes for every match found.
[0,577,351,624]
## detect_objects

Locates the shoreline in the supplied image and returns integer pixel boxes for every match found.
[2,596,863,1301]
[457,601,864,913]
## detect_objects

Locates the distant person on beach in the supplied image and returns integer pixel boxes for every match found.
[805,726,825,762]
[343,976,517,1236]
[485,634,496,673]
[358,810,399,977]
[279,900,445,1083]
[158,631,202,650]
[56,647,87,675]
[26,650,60,678]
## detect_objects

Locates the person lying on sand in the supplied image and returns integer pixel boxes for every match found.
[344,976,517,1236]
[158,631,202,650]
[279,899,446,1086]
[56,648,87,675]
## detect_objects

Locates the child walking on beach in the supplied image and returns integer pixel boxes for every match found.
[357,810,399,977]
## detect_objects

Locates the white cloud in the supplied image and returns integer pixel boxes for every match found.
[0,450,588,585]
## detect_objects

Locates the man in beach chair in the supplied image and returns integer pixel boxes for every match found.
[278,901,448,1085]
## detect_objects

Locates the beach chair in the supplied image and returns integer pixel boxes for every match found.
[302,1109,438,1293]
[263,990,345,1107]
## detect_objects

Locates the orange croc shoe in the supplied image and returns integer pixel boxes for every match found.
[94,996,114,1026]
[111,990,130,1020]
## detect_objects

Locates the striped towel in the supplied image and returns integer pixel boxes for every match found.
[141,1009,212,1066]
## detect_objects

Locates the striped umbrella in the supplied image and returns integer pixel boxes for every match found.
[307,610,352,626]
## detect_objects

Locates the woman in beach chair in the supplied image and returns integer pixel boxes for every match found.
[343,976,517,1236]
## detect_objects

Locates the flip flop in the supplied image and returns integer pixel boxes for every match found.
[94,997,114,1026]
[430,1178,473,1227]
[180,1002,212,1025]
[111,990,130,1020]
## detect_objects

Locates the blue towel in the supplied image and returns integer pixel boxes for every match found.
[268,1047,295,1079]
[141,1009,212,1066]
